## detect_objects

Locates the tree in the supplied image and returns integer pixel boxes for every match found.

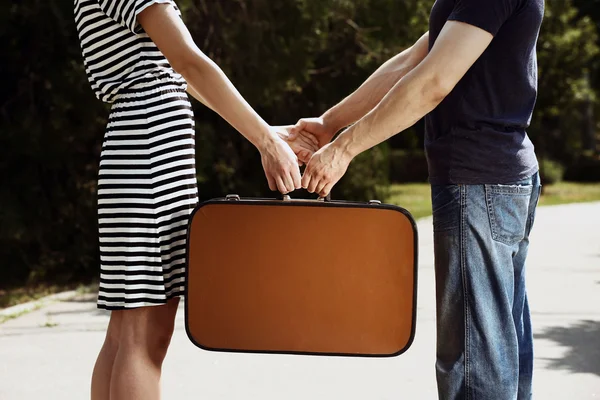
[0,0,430,287]
[1,0,598,289]
[529,0,599,165]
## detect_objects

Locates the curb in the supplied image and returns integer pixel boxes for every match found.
[0,290,80,319]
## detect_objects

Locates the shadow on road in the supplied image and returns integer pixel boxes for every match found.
[534,319,600,376]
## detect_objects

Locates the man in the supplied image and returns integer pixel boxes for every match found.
[290,0,544,399]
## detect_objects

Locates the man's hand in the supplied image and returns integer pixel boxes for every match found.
[272,125,319,166]
[301,141,353,197]
[259,128,303,194]
[289,117,338,149]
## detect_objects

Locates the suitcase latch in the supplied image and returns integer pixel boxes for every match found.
[368,200,381,205]
[226,194,241,201]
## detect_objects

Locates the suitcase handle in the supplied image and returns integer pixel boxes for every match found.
[224,193,331,202]
[281,193,331,202]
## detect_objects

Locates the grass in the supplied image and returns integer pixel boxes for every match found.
[0,283,94,311]
[0,304,43,324]
[41,320,59,328]
[387,181,600,219]
[386,183,433,219]
[538,182,600,206]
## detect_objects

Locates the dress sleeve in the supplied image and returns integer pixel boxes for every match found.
[98,0,174,34]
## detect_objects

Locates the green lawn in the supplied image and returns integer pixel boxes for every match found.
[538,182,600,206]
[386,183,433,219]
[387,181,600,219]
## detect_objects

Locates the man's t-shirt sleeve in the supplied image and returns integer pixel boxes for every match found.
[448,0,522,36]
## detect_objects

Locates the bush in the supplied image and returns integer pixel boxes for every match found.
[539,158,565,184]
[389,149,429,183]
[564,153,600,182]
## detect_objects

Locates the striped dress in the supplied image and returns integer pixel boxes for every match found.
[74,0,198,309]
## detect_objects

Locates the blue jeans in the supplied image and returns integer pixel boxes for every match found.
[431,173,541,400]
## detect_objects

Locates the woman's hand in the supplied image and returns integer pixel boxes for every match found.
[289,117,339,149]
[258,129,303,194]
[272,125,319,166]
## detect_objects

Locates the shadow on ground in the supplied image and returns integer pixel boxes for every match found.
[534,319,600,376]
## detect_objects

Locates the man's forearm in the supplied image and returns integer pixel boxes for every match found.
[335,61,449,158]
[323,32,430,133]
[333,20,496,158]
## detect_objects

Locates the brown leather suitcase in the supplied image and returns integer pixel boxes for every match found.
[184,194,418,357]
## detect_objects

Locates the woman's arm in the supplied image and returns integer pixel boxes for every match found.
[186,84,214,112]
[184,85,317,165]
[138,4,300,193]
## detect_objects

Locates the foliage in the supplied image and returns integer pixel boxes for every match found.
[178,0,430,199]
[564,153,600,182]
[538,158,565,185]
[0,0,599,288]
[530,1,599,165]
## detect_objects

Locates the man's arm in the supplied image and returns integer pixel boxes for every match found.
[291,32,430,146]
[323,31,430,133]
[301,21,495,195]
[335,21,492,156]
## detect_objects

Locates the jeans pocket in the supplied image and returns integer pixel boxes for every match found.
[486,184,533,245]
[431,185,461,233]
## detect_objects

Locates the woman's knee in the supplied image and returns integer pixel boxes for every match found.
[115,300,179,364]
[102,311,123,354]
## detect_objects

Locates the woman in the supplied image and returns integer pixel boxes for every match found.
[73,1,317,399]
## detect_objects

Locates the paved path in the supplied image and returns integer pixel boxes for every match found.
[1,202,599,399]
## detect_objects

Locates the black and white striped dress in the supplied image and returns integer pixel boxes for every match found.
[74,0,198,309]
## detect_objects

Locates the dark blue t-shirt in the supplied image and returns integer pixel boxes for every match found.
[425,0,544,184]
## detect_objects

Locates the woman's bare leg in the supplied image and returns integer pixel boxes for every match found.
[108,298,179,400]
[91,311,123,400]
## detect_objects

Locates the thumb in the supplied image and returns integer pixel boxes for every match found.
[289,119,307,140]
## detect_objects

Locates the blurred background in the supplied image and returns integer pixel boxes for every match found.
[1,0,599,305]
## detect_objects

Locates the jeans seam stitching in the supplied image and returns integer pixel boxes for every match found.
[485,185,497,242]
[460,185,470,399]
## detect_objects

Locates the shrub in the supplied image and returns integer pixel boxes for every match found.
[564,153,600,182]
[539,158,565,184]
